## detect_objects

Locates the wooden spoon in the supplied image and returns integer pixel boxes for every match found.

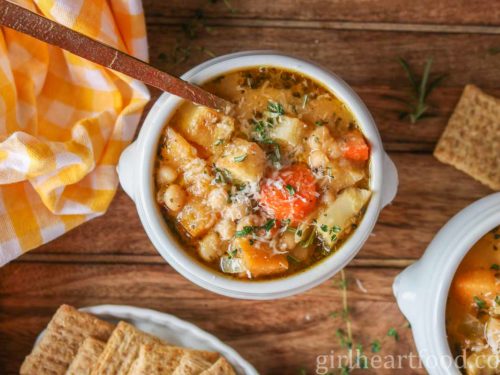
[0,0,231,112]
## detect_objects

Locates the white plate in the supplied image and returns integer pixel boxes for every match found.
[36,304,259,375]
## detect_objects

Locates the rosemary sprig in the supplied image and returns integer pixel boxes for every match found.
[394,57,447,124]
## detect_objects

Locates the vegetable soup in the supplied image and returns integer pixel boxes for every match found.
[446,226,500,374]
[154,67,371,280]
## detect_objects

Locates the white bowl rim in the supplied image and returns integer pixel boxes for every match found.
[121,51,397,299]
[393,192,500,374]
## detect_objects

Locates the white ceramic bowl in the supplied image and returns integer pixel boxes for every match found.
[117,51,398,300]
[393,192,500,374]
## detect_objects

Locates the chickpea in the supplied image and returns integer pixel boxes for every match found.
[279,232,296,251]
[223,202,249,221]
[325,139,342,159]
[236,214,262,231]
[215,219,236,241]
[308,127,331,150]
[198,232,223,262]
[307,134,321,150]
[156,164,177,185]
[308,150,329,168]
[207,187,228,211]
[163,184,186,212]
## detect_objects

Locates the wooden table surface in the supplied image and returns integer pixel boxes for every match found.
[1,1,499,374]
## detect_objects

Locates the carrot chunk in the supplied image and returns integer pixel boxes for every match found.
[341,132,370,161]
[259,164,317,223]
[236,238,288,277]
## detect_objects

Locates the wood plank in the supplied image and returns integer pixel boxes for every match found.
[0,263,422,375]
[143,0,500,26]
[24,153,492,262]
[148,26,500,89]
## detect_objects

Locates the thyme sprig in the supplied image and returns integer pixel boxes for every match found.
[330,271,411,373]
[393,57,447,124]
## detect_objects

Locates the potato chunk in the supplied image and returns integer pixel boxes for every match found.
[177,197,216,238]
[270,115,307,147]
[215,138,266,183]
[160,127,197,167]
[176,104,235,155]
[316,187,371,248]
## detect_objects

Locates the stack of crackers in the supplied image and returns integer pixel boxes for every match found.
[434,84,500,190]
[20,305,237,375]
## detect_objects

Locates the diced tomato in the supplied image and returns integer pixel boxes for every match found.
[341,132,370,161]
[259,164,317,223]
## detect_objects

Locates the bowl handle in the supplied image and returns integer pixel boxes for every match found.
[381,152,398,208]
[393,262,421,324]
[117,141,138,202]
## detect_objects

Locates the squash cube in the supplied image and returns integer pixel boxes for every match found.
[160,127,197,167]
[176,104,235,155]
[177,197,216,238]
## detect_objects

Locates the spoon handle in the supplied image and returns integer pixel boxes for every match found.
[0,0,230,111]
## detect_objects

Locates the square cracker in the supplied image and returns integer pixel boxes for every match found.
[66,337,105,375]
[20,305,114,375]
[91,321,165,375]
[129,343,219,375]
[200,357,236,375]
[434,84,500,190]
[172,352,214,375]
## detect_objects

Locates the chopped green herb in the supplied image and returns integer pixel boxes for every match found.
[233,154,247,162]
[371,340,381,353]
[387,327,399,341]
[261,219,276,231]
[270,144,281,164]
[314,120,326,126]
[491,263,500,271]
[296,229,303,237]
[285,184,296,195]
[320,224,328,232]
[227,248,237,258]
[287,254,300,264]
[267,101,285,116]
[214,139,224,146]
[330,225,342,233]
[473,296,487,310]
[235,226,253,237]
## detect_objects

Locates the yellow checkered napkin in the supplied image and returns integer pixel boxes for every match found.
[0,0,150,265]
